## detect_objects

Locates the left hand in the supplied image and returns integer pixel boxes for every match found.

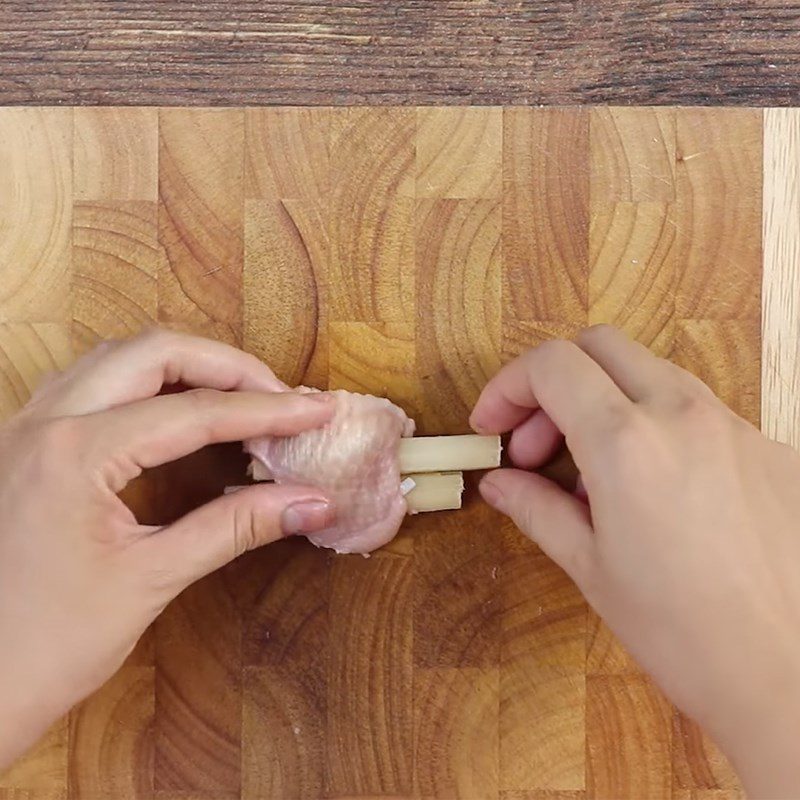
[0,329,336,768]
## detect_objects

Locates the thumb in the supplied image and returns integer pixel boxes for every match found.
[480,468,596,584]
[140,484,335,593]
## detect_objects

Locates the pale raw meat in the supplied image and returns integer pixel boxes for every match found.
[245,390,415,554]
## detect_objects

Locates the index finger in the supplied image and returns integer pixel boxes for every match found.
[470,339,631,451]
[36,329,287,417]
[86,389,335,491]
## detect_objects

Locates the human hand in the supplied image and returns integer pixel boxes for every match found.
[0,330,336,768]
[471,325,800,799]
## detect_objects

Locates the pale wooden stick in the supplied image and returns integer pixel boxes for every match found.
[403,472,464,513]
[398,434,501,473]
[228,471,465,513]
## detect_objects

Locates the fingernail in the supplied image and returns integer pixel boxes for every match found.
[282,500,335,536]
[480,478,506,513]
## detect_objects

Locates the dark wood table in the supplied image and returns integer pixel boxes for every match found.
[2,1,800,106]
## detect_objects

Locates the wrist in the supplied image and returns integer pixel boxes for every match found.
[706,644,800,798]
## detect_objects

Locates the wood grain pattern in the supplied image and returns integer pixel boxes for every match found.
[417,108,502,199]
[155,573,242,797]
[586,676,672,800]
[0,324,73,419]
[72,202,160,351]
[158,108,244,343]
[672,320,761,426]
[503,108,589,323]
[329,108,415,324]
[326,555,414,798]
[416,199,502,434]
[4,3,800,106]
[0,109,72,323]
[675,109,762,320]
[68,666,154,799]
[672,713,741,794]
[414,667,499,800]
[0,107,770,799]
[763,108,800,448]
[0,720,67,794]
[74,108,158,202]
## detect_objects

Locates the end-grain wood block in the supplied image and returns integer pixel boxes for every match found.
[672,319,761,426]
[416,107,502,199]
[326,555,413,797]
[73,108,158,202]
[68,666,154,799]
[503,108,589,322]
[676,108,762,320]
[586,611,644,677]
[586,675,672,800]
[414,667,500,800]
[503,541,586,672]
[158,109,245,344]
[329,108,415,323]
[0,324,73,420]
[242,666,325,800]
[245,107,330,204]
[241,544,330,671]
[672,712,741,794]
[155,574,242,796]
[0,109,72,323]
[589,201,676,355]
[414,500,503,668]
[244,200,328,387]
[72,202,160,351]
[590,108,676,203]
[416,198,501,433]
[502,320,585,364]
[500,665,586,793]
[329,321,417,417]
[0,719,67,796]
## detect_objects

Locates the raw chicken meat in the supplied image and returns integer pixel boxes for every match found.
[244,389,415,554]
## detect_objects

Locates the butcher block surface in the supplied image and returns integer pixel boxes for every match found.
[2,106,800,799]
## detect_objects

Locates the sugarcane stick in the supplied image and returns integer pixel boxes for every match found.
[397,434,501,473]
[227,472,465,514]
[402,472,464,513]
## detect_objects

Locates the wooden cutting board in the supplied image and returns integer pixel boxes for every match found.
[1,106,798,800]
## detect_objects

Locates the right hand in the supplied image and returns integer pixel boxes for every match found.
[470,324,800,799]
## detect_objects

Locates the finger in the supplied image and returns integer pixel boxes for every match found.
[576,325,711,404]
[480,468,595,585]
[89,390,334,489]
[138,484,336,593]
[470,340,631,456]
[507,409,563,469]
[42,329,287,416]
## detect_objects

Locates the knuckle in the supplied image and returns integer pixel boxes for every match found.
[533,338,577,365]
[184,387,224,411]
[132,326,179,355]
[232,503,261,558]
[39,415,86,451]
[598,404,645,449]
[672,390,725,429]
[577,323,616,346]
